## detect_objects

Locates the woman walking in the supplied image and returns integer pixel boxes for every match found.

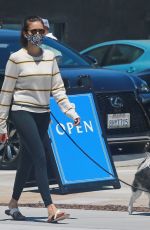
[0,16,80,223]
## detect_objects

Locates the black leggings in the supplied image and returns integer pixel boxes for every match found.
[10,110,53,207]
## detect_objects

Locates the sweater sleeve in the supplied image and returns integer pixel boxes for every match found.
[0,56,18,134]
[51,58,79,120]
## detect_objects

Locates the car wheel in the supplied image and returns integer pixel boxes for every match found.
[0,119,21,170]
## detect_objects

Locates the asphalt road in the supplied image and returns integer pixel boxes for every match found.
[0,206,150,230]
[0,153,149,229]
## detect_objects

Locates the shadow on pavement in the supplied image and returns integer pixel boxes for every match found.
[23,185,115,195]
[131,212,150,216]
[0,216,71,224]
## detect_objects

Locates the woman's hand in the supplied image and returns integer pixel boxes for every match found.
[73,117,80,126]
[0,133,8,143]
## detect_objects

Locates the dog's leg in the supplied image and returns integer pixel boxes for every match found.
[146,193,150,208]
[128,190,142,215]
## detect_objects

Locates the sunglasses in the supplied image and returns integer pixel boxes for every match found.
[29,29,45,35]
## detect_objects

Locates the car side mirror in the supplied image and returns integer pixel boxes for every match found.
[82,54,98,66]
[127,66,136,73]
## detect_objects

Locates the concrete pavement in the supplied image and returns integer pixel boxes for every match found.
[0,206,150,230]
[0,153,149,211]
[1,153,150,229]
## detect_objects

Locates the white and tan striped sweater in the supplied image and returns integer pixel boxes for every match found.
[0,48,79,133]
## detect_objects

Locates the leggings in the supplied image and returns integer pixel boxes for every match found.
[10,110,53,207]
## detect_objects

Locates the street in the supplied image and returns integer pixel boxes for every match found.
[0,154,150,229]
[0,206,150,230]
[0,154,148,208]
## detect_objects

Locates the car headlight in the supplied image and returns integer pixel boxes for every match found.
[138,81,150,93]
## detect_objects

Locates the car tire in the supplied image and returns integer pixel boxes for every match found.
[0,119,21,170]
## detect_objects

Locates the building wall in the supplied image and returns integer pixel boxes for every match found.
[0,0,150,50]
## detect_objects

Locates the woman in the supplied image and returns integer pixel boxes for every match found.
[0,16,80,223]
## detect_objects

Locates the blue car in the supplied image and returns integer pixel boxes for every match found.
[0,30,150,170]
[81,40,150,74]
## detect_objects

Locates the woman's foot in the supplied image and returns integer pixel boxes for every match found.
[8,198,18,209]
[47,204,70,223]
[47,203,57,215]
[5,198,26,221]
[5,208,26,221]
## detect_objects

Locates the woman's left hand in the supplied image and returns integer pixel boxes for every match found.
[0,133,8,143]
[73,117,80,126]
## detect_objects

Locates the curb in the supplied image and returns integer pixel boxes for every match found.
[113,153,145,167]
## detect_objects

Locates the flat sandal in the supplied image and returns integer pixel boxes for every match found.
[5,208,26,221]
[47,209,70,223]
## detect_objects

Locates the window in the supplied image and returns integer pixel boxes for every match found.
[105,44,144,66]
[52,22,66,41]
[0,19,21,30]
[42,38,89,68]
[1,23,21,30]
[86,45,111,66]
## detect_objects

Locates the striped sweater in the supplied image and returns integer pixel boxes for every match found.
[0,48,79,133]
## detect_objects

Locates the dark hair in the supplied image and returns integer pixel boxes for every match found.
[20,16,44,47]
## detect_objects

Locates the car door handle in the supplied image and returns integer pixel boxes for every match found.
[127,66,136,73]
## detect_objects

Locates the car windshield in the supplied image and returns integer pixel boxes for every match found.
[0,31,91,73]
[41,37,91,68]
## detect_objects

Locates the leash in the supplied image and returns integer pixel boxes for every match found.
[50,111,150,193]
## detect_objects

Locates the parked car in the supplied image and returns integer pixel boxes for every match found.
[80,40,150,74]
[0,30,150,170]
[136,69,150,88]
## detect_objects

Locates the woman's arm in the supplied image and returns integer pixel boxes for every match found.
[0,56,18,135]
[51,58,80,122]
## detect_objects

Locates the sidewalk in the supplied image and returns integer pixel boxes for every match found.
[0,206,150,230]
[0,153,149,213]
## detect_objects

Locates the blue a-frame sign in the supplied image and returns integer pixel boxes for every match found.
[48,91,120,193]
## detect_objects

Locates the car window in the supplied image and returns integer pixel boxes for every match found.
[41,38,90,68]
[41,43,80,67]
[0,35,90,72]
[104,44,144,66]
[84,45,111,66]
[40,44,63,65]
